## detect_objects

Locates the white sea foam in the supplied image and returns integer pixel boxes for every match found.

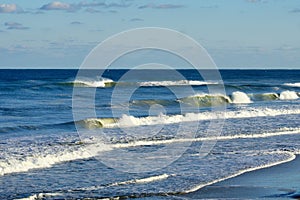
[20,150,297,198]
[16,193,62,200]
[279,90,299,100]
[0,144,111,176]
[88,173,171,191]
[3,127,299,177]
[71,77,114,87]
[18,174,171,199]
[231,91,252,104]
[113,127,300,148]
[283,82,300,87]
[139,80,218,87]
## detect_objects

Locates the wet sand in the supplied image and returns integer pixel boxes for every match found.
[182,155,300,199]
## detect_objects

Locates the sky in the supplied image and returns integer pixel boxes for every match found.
[0,0,300,69]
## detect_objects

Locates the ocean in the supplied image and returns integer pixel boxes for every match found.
[0,69,299,199]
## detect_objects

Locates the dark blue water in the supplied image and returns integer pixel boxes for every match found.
[0,69,299,199]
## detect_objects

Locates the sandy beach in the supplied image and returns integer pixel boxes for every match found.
[183,155,300,199]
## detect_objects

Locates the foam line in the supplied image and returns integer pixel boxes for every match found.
[2,128,299,177]
[112,128,300,148]
[0,144,111,176]
[138,80,218,86]
[17,174,171,200]
[87,173,171,191]
[283,82,300,88]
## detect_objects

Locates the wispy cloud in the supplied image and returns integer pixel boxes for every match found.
[0,4,23,13]
[138,3,185,9]
[246,0,261,2]
[246,0,269,3]
[130,18,144,22]
[105,2,130,8]
[70,21,83,25]
[78,1,130,8]
[4,22,29,30]
[40,1,130,12]
[85,7,101,13]
[78,2,106,7]
[290,8,300,13]
[40,1,78,11]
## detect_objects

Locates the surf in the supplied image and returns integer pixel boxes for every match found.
[283,82,300,88]
[63,77,115,88]
[77,107,300,129]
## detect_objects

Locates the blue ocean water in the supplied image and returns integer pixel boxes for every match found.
[0,69,299,199]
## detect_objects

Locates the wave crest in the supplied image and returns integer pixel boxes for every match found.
[77,107,300,129]
[231,91,252,104]
[279,90,299,100]
[178,94,231,106]
[139,80,218,87]
[64,77,115,88]
[283,82,300,88]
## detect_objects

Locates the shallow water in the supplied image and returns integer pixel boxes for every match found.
[0,69,299,199]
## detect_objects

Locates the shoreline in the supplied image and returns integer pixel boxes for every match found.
[182,154,300,199]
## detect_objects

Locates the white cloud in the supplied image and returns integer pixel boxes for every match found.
[40,1,130,12]
[138,3,184,9]
[40,1,75,11]
[4,22,29,30]
[0,4,23,13]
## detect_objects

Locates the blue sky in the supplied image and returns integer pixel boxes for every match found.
[0,0,300,69]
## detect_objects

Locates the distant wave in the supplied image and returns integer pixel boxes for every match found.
[131,99,176,106]
[63,77,115,88]
[180,91,298,106]
[77,107,300,129]
[178,93,231,107]
[177,91,254,106]
[138,80,218,87]
[63,78,218,88]
[63,78,300,90]
[283,82,300,88]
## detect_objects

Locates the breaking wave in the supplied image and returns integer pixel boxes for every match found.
[16,150,299,200]
[133,91,299,108]
[231,91,252,104]
[64,78,219,88]
[279,90,299,100]
[77,107,300,129]
[64,77,115,88]
[249,93,279,101]
[138,80,218,87]
[283,82,300,88]
[3,128,300,177]
[178,94,231,107]
[0,143,111,176]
